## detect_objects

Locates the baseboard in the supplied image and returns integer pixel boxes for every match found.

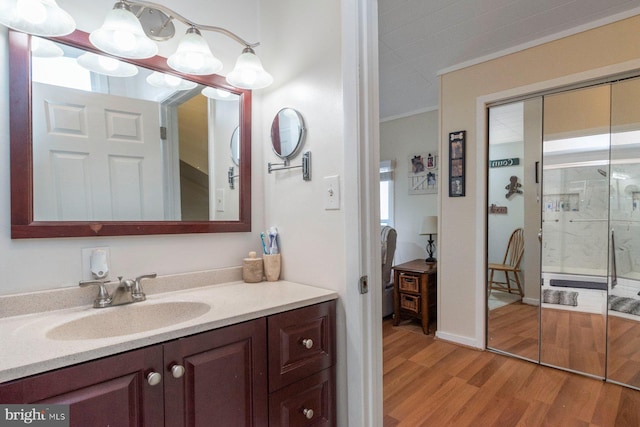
[523,297,540,306]
[435,330,483,349]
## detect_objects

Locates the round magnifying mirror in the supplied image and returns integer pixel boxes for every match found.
[271,108,305,160]
[230,126,240,166]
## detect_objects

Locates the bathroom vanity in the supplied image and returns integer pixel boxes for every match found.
[0,276,337,426]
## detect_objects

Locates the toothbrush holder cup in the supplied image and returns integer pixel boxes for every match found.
[263,254,281,281]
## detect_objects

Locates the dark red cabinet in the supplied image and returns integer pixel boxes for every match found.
[0,301,336,427]
[0,346,164,427]
[164,318,267,427]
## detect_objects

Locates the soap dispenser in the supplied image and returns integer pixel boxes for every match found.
[243,251,263,283]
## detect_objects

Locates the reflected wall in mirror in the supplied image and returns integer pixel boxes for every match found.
[486,98,541,362]
[10,30,252,238]
[270,108,305,160]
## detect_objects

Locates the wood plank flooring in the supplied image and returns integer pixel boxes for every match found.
[383,318,640,426]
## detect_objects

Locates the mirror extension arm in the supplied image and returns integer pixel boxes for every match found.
[268,151,312,181]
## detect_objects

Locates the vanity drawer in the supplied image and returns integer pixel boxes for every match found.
[269,367,335,427]
[400,293,420,314]
[398,273,420,293]
[268,300,336,392]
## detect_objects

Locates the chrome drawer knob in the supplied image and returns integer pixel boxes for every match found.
[301,338,314,349]
[171,364,185,378]
[147,371,162,386]
[303,408,314,419]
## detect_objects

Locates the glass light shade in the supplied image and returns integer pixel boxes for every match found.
[31,36,63,57]
[167,28,222,75]
[0,0,75,36]
[226,47,273,90]
[201,87,239,101]
[77,52,138,77]
[89,2,158,59]
[146,71,197,90]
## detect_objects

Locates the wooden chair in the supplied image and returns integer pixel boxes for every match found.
[488,228,524,297]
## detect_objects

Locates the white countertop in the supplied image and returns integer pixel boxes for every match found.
[0,280,337,383]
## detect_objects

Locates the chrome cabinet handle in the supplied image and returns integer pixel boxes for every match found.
[147,371,162,386]
[170,364,185,378]
[303,408,314,419]
[301,338,314,349]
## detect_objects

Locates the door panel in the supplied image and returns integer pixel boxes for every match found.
[607,77,640,389]
[32,82,164,221]
[540,85,610,378]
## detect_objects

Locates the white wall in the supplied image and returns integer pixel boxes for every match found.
[380,110,439,264]
[259,1,348,424]
[0,0,264,295]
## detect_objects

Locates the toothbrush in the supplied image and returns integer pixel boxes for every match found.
[260,232,268,255]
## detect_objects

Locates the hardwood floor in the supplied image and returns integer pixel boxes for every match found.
[383,318,640,426]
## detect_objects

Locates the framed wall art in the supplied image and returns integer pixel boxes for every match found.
[408,152,438,195]
[448,131,465,197]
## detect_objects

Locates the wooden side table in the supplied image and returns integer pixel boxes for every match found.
[392,259,437,334]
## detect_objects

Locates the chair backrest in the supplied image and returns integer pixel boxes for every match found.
[503,228,525,268]
[381,226,397,286]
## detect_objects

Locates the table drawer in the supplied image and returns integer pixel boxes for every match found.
[268,300,336,392]
[269,367,335,426]
[400,293,420,314]
[399,273,420,293]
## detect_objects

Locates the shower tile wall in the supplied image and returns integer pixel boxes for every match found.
[542,165,609,275]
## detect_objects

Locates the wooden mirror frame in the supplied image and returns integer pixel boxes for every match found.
[9,30,252,238]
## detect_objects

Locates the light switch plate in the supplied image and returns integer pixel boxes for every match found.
[324,175,340,210]
[216,188,225,212]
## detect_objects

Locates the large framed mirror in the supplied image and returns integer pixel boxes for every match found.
[9,30,252,238]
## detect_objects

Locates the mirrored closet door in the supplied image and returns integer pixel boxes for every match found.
[540,85,611,378]
[486,97,542,362]
[487,77,640,390]
[607,77,640,388]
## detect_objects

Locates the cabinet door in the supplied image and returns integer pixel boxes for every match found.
[0,346,164,427]
[164,318,268,427]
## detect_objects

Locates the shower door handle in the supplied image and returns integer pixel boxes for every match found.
[538,228,542,243]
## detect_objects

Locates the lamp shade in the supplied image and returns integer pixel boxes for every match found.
[89,2,158,59]
[226,47,273,90]
[419,216,438,235]
[167,27,222,75]
[31,36,63,57]
[146,71,197,90]
[0,0,75,37]
[77,52,138,77]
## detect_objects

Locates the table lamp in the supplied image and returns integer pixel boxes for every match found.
[419,216,438,263]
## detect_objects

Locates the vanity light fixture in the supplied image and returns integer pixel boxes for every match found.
[0,0,76,37]
[0,0,273,90]
[77,52,139,77]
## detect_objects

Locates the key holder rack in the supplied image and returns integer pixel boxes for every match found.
[268,151,312,181]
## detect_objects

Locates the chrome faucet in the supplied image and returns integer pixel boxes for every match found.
[79,273,157,308]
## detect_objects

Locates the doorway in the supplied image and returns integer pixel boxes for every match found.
[487,77,640,390]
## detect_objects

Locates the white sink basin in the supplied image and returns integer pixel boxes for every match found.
[46,301,211,340]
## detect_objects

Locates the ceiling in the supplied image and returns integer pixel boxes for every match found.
[378,0,640,121]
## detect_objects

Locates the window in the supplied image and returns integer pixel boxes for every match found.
[380,160,394,226]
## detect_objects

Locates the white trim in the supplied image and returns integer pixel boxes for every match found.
[474,58,640,353]
[435,330,481,348]
[475,96,488,350]
[343,0,381,425]
[438,7,640,76]
[380,104,439,123]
